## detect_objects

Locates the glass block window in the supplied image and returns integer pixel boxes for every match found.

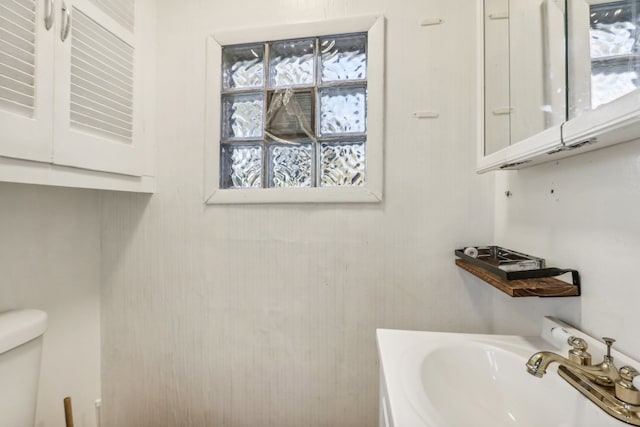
[218,33,368,189]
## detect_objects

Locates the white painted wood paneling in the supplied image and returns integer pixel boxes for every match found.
[100,0,498,425]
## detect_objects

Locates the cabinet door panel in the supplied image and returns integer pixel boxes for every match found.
[53,0,142,176]
[0,0,54,162]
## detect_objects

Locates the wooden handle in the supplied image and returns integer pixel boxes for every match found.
[64,397,74,427]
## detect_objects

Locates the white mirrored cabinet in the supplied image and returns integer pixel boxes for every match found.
[478,0,640,173]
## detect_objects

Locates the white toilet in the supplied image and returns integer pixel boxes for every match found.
[0,309,47,427]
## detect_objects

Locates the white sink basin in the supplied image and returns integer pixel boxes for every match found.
[409,341,602,426]
[377,318,637,427]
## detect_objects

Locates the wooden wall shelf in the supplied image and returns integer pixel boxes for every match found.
[455,259,580,297]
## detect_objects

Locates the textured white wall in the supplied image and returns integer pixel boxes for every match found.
[99,0,502,425]
[0,183,101,427]
[495,138,640,359]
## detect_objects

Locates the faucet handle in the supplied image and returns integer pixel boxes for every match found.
[615,366,640,405]
[620,366,639,382]
[602,337,616,359]
[568,336,588,350]
[567,337,592,366]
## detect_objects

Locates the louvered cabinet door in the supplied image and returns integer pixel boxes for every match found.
[53,0,142,176]
[0,0,54,162]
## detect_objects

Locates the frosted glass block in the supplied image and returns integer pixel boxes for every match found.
[591,68,640,109]
[220,143,263,189]
[269,38,315,88]
[590,3,640,59]
[320,34,367,83]
[221,92,264,140]
[590,23,637,58]
[318,86,367,136]
[268,143,313,188]
[222,44,265,90]
[320,141,365,187]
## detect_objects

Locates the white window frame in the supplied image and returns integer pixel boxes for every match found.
[204,15,385,204]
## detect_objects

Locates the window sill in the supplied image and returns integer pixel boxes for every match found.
[205,185,382,204]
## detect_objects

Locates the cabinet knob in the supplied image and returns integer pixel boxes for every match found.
[44,0,55,30]
[60,1,71,42]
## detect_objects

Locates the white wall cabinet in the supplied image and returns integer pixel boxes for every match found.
[0,0,155,192]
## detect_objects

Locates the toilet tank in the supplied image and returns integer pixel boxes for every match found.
[0,309,47,427]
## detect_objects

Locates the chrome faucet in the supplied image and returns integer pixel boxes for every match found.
[526,336,640,426]
[526,337,620,386]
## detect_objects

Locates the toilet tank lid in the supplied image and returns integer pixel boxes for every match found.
[0,310,47,355]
